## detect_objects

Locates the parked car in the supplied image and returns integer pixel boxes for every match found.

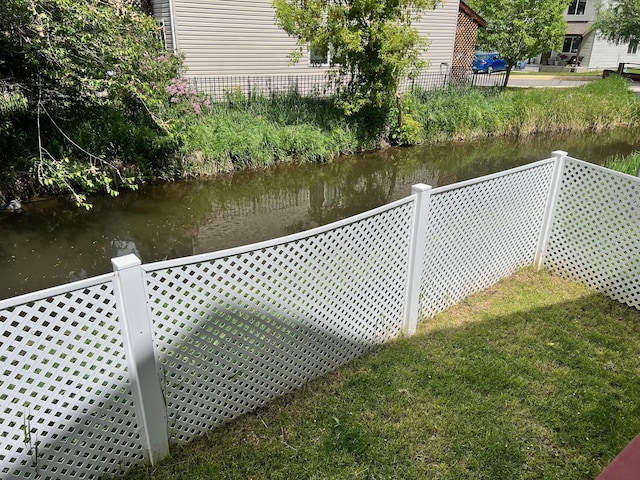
[472,52,507,74]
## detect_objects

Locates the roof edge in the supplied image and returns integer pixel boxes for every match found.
[459,1,487,28]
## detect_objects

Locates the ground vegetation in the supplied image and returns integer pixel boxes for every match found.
[2,63,639,205]
[0,0,183,206]
[177,76,639,174]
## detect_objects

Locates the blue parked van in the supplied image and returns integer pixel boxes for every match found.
[472,52,507,74]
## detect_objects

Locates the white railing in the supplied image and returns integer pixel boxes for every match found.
[1,151,639,479]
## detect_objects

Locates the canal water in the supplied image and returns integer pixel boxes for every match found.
[2,127,639,300]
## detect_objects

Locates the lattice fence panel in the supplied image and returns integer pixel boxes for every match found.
[545,159,640,308]
[420,162,554,317]
[0,281,143,479]
[145,202,413,444]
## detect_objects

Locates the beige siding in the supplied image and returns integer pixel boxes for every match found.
[173,0,313,76]
[563,0,598,21]
[152,0,175,51]
[415,0,460,72]
[169,0,459,77]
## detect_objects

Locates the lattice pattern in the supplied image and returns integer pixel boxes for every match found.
[420,163,555,317]
[545,159,640,308]
[0,282,143,479]
[453,10,479,70]
[146,202,413,444]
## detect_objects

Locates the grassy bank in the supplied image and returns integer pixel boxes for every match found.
[3,76,637,201]
[177,75,640,176]
[604,150,640,175]
[411,75,639,142]
[176,95,361,175]
[123,268,640,479]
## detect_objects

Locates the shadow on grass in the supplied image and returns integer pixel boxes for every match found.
[123,270,640,480]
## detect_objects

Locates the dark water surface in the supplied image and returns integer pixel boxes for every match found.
[2,128,639,300]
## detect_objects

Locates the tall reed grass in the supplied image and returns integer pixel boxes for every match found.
[604,151,640,176]
[411,75,640,142]
[177,92,360,175]
[177,76,640,175]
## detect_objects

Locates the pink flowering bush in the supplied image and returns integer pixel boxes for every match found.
[166,77,212,117]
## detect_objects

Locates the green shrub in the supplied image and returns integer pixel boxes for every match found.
[392,114,424,146]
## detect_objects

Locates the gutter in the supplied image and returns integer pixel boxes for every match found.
[168,0,179,53]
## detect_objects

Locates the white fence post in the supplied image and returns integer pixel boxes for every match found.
[535,150,568,269]
[111,254,169,466]
[403,183,432,336]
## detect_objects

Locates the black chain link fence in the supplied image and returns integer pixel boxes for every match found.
[189,69,506,102]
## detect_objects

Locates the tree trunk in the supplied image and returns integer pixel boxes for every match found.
[396,89,403,130]
[502,65,513,89]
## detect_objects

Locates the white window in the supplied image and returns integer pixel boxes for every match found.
[567,0,587,15]
[310,45,328,66]
[628,41,638,55]
[309,44,335,67]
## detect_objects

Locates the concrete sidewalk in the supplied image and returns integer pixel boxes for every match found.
[508,71,640,92]
[508,73,597,88]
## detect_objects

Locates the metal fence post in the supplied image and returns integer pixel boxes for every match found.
[403,183,432,336]
[112,254,169,466]
[535,150,568,269]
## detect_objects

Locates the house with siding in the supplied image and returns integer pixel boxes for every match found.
[536,0,639,71]
[148,0,467,80]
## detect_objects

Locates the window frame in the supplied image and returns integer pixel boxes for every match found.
[309,44,333,67]
[567,0,587,15]
[562,36,582,54]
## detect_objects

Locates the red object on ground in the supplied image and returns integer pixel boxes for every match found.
[596,434,640,480]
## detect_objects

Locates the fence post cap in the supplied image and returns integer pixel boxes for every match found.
[111,254,142,271]
[412,183,433,193]
[552,150,568,158]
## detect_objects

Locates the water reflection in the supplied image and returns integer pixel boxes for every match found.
[2,128,639,299]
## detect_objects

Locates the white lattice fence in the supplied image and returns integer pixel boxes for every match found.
[419,160,556,317]
[143,199,414,445]
[545,158,640,308]
[4,151,638,479]
[0,277,144,480]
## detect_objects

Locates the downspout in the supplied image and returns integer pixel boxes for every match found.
[168,0,179,53]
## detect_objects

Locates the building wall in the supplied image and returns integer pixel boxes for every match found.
[161,0,459,78]
[562,0,598,21]
[151,0,175,51]
[588,36,640,70]
[414,0,460,72]
[559,0,640,70]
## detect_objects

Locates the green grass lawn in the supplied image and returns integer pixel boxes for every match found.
[123,269,640,480]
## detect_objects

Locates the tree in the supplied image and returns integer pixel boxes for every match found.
[467,0,570,87]
[273,0,441,133]
[592,0,640,45]
[0,0,183,206]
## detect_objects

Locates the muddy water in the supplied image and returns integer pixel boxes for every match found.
[2,127,639,300]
